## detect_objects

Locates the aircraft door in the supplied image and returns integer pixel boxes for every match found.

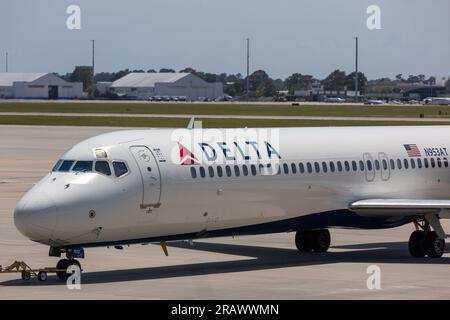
[363,153,375,182]
[378,152,390,181]
[129,146,162,208]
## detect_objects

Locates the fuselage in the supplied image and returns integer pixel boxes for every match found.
[13,126,450,249]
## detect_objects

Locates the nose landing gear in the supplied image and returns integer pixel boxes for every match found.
[56,258,82,281]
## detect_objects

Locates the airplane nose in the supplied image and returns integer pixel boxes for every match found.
[14,192,57,241]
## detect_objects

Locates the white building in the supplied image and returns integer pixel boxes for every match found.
[0,73,83,99]
[110,73,223,100]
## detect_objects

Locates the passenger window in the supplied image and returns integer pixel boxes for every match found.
[397,159,402,169]
[444,158,449,168]
[283,163,289,174]
[113,161,129,177]
[234,165,240,176]
[52,160,63,172]
[437,158,442,168]
[351,161,357,171]
[322,162,328,173]
[199,166,206,178]
[307,162,313,174]
[291,163,297,174]
[374,160,380,171]
[390,159,395,170]
[430,158,436,168]
[417,158,423,168]
[299,163,305,174]
[410,159,416,169]
[402,159,408,169]
[59,160,75,172]
[190,167,197,179]
[95,161,111,176]
[243,165,249,176]
[208,166,215,178]
[330,162,335,173]
[251,164,257,176]
[337,161,343,172]
[424,158,429,168]
[225,165,232,177]
[344,161,350,172]
[366,160,373,171]
[359,160,364,171]
[382,160,388,170]
[217,166,223,177]
[314,162,320,173]
[73,161,93,172]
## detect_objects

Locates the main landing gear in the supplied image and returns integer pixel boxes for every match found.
[409,217,446,258]
[295,229,331,253]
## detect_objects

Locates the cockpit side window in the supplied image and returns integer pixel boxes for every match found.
[58,160,75,172]
[72,161,93,172]
[95,161,111,176]
[52,160,63,172]
[113,161,129,177]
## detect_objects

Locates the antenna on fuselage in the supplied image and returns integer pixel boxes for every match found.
[187,116,202,129]
[187,116,195,129]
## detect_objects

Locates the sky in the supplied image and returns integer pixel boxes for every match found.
[0,0,449,80]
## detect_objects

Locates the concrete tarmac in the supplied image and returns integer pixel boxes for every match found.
[1,125,450,300]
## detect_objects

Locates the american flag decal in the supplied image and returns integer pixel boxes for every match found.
[404,144,421,157]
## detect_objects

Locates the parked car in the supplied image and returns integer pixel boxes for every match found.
[325,97,346,103]
[364,99,385,105]
[215,95,234,102]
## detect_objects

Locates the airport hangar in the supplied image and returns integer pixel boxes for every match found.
[108,72,224,100]
[0,73,83,99]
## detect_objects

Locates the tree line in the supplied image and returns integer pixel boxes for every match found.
[60,67,450,98]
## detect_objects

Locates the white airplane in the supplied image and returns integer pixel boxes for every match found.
[423,98,450,106]
[13,124,450,281]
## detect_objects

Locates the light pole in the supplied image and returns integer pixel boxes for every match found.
[246,38,250,101]
[354,36,359,101]
[5,52,8,72]
[91,40,95,86]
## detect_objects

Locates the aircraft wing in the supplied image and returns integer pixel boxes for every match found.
[349,199,450,217]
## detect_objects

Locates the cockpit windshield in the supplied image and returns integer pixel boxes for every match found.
[72,161,94,172]
[52,160,74,172]
[52,159,124,177]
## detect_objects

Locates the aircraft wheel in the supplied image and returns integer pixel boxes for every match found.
[37,271,48,282]
[56,259,70,281]
[408,230,426,257]
[295,231,313,252]
[311,229,331,253]
[56,259,82,281]
[21,271,31,281]
[424,231,445,258]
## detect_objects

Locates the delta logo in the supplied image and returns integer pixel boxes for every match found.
[178,142,200,165]
[178,141,281,165]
